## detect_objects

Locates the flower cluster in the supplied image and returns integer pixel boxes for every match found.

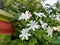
[49,14,60,22]
[3,0,59,41]
[12,0,60,41]
[18,11,32,21]
[18,11,56,40]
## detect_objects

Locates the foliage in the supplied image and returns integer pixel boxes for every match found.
[0,0,60,45]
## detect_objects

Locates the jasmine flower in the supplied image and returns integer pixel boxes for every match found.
[51,4,56,9]
[40,19,48,30]
[49,15,56,20]
[47,26,53,37]
[41,0,57,7]
[54,14,60,22]
[58,0,60,4]
[34,12,46,18]
[27,20,40,31]
[48,10,52,14]
[19,28,31,40]
[18,11,32,21]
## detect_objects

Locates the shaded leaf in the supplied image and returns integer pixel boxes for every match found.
[52,37,60,44]
[4,0,12,6]
[43,34,52,43]
[33,29,45,40]
[28,38,37,45]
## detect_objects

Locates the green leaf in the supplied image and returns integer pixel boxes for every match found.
[52,37,60,44]
[28,38,37,45]
[11,39,23,45]
[0,34,11,43]
[4,0,12,6]
[33,29,45,40]
[43,34,52,43]
[0,9,14,18]
[0,16,9,22]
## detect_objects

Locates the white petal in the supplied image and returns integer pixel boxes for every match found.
[25,36,29,40]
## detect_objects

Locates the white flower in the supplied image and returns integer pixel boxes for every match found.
[51,4,56,9]
[18,11,32,21]
[52,6,56,9]
[34,12,46,18]
[41,0,46,2]
[48,10,52,14]
[27,20,40,31]
[19,28,31,40]
[40,19,48,30]
[54,14,60,22]
[58,0,60,4]
[49,15,56,20]
[41,0,57,7]
[49,14,60,22]
[47,26,53,37]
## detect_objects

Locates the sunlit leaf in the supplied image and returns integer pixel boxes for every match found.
[0,9,14,18]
